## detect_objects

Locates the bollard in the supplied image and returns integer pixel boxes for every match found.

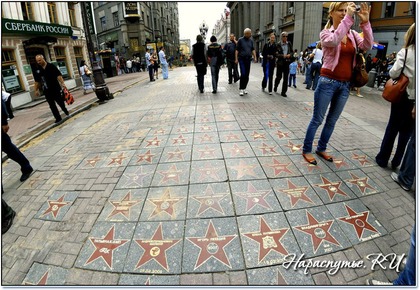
[366,67,377,88]
[92,61,114,102]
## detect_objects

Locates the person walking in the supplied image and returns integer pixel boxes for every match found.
[375,23,415,170]
[152,52,159,79]
[34,54,69,123]
[1,90,14,119]
[261,33,277,95]
[145,49,155,82]
[79,60,95,95]
[207,36,223,93]
[274,31,294,97]
[224,33,239,84]
[306,42,323,90]
[235,28,257,96]
[302,2,373,165]
[126,58,132,73]
[191,34,207,93]
[288,60,298,88]
[159,46,169,79]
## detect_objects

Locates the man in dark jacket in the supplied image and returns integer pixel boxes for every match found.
[223,33,239,84]
[261,33,278,95]
[191,35,207,93]
[274,31,295,97]
[207,35,223,93]
[34,54,69,123]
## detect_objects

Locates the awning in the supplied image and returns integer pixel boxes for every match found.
[373,42,386,50]
[308,41,319,48]
[23,36,58,46]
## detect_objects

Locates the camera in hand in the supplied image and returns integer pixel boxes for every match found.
[355,5,361,12]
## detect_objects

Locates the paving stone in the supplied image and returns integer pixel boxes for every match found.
[341,149,376,168]
[128,147,164,165]
[306,172,356,204]
[221,142,255,158]
[115,165,156,189]
[336,169,382,197]
[119,273,180,285]
[180,273,213,285]
[216,122,242,132]
[247,265,314,285]
[151,162,190,187]
[312,272,332,285]
[258,156,301,179]
[35,191,78,222]
[22,263,68,285]
[225,158,266,181]
[191,143,224,160]
[228,270,248,285]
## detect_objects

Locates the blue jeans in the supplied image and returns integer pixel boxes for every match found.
[303,76,350,153]
[288,73,296,86]
[210,64,220,91]
[304,63,312,84]
[309,62,322,90]
[161,63,168,79]
[394,226,416,285]
[238,58,251,90]
[398,128,415,189]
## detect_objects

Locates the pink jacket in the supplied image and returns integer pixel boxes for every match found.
[320,14,374,71]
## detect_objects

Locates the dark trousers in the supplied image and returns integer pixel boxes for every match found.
[262,61,275,92]
[227,60,239,83]
[148,65,154,81]
[1,131,32,174]
[238,58,251,90]
[195,64,207,91]
[274,64,290,94]
[2,198,14,220]
[210,64,220,91]
[45,91,68,122]
[5,96,13,118]
[376,97,414,168]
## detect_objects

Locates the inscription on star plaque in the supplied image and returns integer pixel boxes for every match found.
[36,192,78,221]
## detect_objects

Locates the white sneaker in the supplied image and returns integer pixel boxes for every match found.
[239,90,244,96]
[366,279,393,286]
[356,94,364,98]
[269,92,272,95]
[244,90,248,94]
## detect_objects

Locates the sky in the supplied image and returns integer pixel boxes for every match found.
[178,2,228,44]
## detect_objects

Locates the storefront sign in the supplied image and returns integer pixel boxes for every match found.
[124,2,140,18]
[2,18,73,36]
[23,65,32,75]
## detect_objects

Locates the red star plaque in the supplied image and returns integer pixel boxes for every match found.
[294,211,340,253]
[187,221,236,270]
[136,150,155,163]
[226,133,240,141]
[242,217,289,263]
[332,157,350,169]
[275,130,291,139]
[157,164,182,185]
[280,180,314,207]
[230,144,247,157]
[200,133,214,143]
[42,195,70,219]
[148,188,184,219]
[197,164,222,181]
[267,121,280,128]
[167,147,186,161]
[338,204,379,240]
[284,141,302,153]
[135,223,180,271]
[314,176,348,201]
[176,126,189,133]
[265,158,294,176]
[85,226,129,269]
[86,155,102,168]
[193,185,226,216]
[230,160,258,179]
[351,152,371,166]
[277,270,288,285]
[24,271,49,285]
[107,191,141,220]
[108,153,127,166]
[250,131,266,140]
[346,173,376,194]
[235,182,272,212]
[146,137,161,147]
[198,145,217,158]
[258,143,278,155]
[172,134,187,145]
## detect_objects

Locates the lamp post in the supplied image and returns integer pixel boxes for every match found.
[199,21,209,42]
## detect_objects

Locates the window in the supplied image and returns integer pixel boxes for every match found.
[1,49,23,94]
[100,16,107,31]
[113,12,119,27]
[141,11,145,21]
[47,2,58,23]
[54,47,70,79]
[384,2,395,18]
[73,46,84,72]
[68,3,77,26]
[147,15,150,27]
[21,2,34,21]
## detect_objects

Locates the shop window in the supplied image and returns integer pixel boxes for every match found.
[384,2,395,18]
[68,3,77,26]
[100,16,107,31]
[48,2,58,23]
[21,2,34,21]
[1,50,23,94]
[53,47,70,79]
[73,46,84,73]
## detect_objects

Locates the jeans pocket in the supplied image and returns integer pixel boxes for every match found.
[319,76,334,84]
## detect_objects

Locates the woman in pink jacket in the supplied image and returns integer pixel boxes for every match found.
[302,2,373,165]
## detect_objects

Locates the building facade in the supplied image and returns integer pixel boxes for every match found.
[92,2,180,77]
[227,1,415,59]
[212,13,230,46]
[1,2,88,108]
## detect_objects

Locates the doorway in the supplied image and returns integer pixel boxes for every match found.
[24,47,47,75]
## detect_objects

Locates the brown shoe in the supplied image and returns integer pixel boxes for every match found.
[316,151,333,162]
[302,153,317,165]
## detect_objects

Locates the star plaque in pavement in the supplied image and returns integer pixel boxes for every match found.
[42,195,70,219]
[172,134,187,145]
[193,185,226,216]
[167,147,187,161]
[134,223,181,271]
[230,160,258,179]
[136,150,156,163]
[197,164,222,181]
[153,128,167,135]
[338,204,379,240]
[294,211,340,253]
[226,132,240,141]
[23,271,49,285]
[146,137,161,147]
[351,152,371,166]
[107,191,141,220]
[275,130,290,139]
[346,173,376,194]
[332,157,350,170]
[85,226,129,269]
[242,217,289,264]
[250,131,266,140]
[284,141,302,154]
[200,125,212,131]
[198,145,217,159]
[200,134,214,143]
[314,176,348,201]
[280,180,314,208]
[157,164,182,185]
[148,188,184,219]
[229,144,247,157]
[86,155,102,168]
[235,182,272,212]
[267,121,280,128]
[108,153,127,166]
[258,143,278,155]
[187,220,236,270]
[265,158,293,176]
[176,126,189,133]
[122,167,152,188]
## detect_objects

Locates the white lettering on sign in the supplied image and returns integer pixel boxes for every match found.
[4,21,69,35]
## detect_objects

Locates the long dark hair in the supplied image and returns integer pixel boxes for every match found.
[80,60,86,67]
[404,23,415,48]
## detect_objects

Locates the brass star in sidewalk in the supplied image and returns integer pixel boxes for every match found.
[193,185,227,216]
[230,160,258,179]
[279,180,314,207]
[235,182,272,212]
[42,195,70,219]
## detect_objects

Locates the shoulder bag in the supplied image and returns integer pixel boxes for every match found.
[62,88,74,105]
[350,31,369,88]
[382,48,409,103]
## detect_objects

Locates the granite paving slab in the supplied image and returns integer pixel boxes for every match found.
[237,212,301,268]
[75,222,136,272]
[194,122,217,133]
[218,130,248,143]
[140,186,188,221]
[305,172,357,204]
[259,119,283,130]
[322,151,359,172]
[191,144,224,160]
[167,133,194,147]
[160,146,192,163]
[341,149,376,168]
[196,115,216,123]
[76,152,109,170]
[247,264,315,285]
[276,139,304,155]
[22,263,68,285]
[258,156,301,179]
[151,162,190,187]
[139,135,169,149]
[123,221,184,274]
[103,150,136,168]
[115,165,157,189]
[124,128,151,139]
[119,274,180,285]
[221,142,255,159]
[187,182,234,218]
[128,147,164,165]
[336,169,382,197]
[182,218,244,272]
[270,177,323,211]
[230,180,282,215]
[243,130,273,142]
[216,121,242,132]
[267,128,297,141]
[215,114,236,122]
[249,140,285,157]
[225,158,267,181]
[97,189,147,222]
[35,191,78,221]
[189,160,228,184]
[286,206,352,258]
[193,132,220,145]
[149,126,173,136]
[171,124,195,134]
[327,199,387,245]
